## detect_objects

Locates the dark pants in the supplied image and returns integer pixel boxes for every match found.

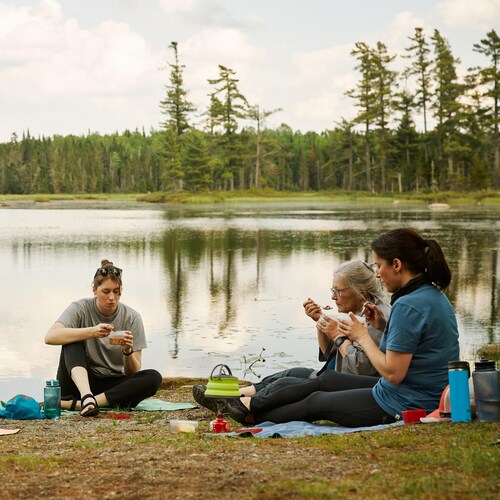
[251,367,316,409]
[252,370,396,428]
[56,342,162,408]
[252,367,315,392]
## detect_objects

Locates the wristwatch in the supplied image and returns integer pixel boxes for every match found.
[334,336,349,348]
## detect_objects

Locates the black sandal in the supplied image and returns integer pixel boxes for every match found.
[227,399,255,425]
[80,393,99,417]
[61,395,78,411]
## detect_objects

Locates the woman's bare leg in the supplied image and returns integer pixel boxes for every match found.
[239,385,256,397]
[64,366,109,413]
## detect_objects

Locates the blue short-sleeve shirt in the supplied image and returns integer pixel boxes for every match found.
[372,284,459,417]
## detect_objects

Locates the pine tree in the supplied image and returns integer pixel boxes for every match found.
[394,90,419,191]
[157,124,183,192]
[160,42,195,138]
[431,30,464,188]
[403,27,433,184]
[158,42,195,191]
[181,129,212,191]
[404,27,432,133]
[346,42,377,191]
[207,65,248,190]
[371,41,398,191]
[247,105,281,187]
[472,29,500,188]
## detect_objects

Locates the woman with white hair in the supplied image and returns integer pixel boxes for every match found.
[193,259,390,412]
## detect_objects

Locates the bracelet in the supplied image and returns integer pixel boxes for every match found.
[122,349,134,356]
[334,336,349,348]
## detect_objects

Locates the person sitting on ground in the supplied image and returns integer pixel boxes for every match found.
[193,259,390,413]
[222,228,459,427]
[44,259,162,416]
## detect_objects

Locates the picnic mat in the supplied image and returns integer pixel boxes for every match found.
[134,399,196,411]
[61,398,195,416]
[233,420,404,438]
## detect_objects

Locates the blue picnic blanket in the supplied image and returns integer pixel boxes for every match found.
[233,420,403,438]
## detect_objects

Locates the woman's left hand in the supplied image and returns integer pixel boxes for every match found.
[338,313,368,343]
[122,331,134,353]
[316,314,339,340]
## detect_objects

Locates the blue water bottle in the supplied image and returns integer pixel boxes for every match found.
[44,379,61,419]
[448,361,471,422]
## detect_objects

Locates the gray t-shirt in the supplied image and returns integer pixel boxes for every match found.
[57,298,147,377]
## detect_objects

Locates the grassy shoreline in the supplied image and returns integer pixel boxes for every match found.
[1,189,500,206]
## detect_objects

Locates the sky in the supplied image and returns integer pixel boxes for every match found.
[1,0,499,142]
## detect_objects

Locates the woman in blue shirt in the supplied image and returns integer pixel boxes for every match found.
[226,228,460,427]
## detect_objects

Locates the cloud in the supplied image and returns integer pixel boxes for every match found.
[0,0,495,140]
[0,4,160,99]
[157,0,236,27]
[0,0,166,137]
[0,0,65,63]
[286,44,357,126]
[167,27,266,121]
[387,11,427,53]
[292,44,353,84]
[157,0,196,14]
[433,0,500,31]
[183,27,265,78]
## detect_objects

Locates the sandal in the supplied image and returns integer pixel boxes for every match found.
[61,395,78,411]
[80,393,99,417]
[192,385,237,413]
[226,398,255,425]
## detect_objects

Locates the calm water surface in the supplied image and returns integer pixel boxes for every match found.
[0,202,499,401]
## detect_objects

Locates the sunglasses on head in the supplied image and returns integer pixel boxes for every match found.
[95,266,123,278]
[363,261,376,273]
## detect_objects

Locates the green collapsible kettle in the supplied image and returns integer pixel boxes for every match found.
[204,364,241,398]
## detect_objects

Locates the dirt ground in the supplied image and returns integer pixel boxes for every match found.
[3,377,499,499]
[0,378,351,499]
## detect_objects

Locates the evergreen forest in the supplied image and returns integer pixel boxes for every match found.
[1,28,499,195]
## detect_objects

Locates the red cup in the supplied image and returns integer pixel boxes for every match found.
[402,409,426,424]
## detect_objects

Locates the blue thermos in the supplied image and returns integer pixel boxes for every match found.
[44,379,61,419]
[448,361,471,422]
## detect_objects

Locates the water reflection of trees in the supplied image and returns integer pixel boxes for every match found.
[158,225,499,344]
[443,229,499,344]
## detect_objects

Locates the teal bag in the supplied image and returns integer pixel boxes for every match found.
[0,394,45,420]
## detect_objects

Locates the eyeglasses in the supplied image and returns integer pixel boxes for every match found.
[363,262,376,273]
[330,286,351,297]
[95,266,123,278]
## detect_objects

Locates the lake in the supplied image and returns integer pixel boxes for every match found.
[0,201,499,402]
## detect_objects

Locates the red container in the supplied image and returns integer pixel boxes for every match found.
[210,414,231,433]
[402,409,427,424]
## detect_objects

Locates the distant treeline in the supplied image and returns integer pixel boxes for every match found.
[1,28,499,194]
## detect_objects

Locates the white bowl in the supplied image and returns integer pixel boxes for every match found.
[169,420,199,433]
[322,310,366,324]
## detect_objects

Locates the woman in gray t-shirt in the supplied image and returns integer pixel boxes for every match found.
[45,259,162,416]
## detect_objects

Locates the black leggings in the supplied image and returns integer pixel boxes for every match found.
[252,370,396,428]
[251,368,316,409]
[56,342,162,409]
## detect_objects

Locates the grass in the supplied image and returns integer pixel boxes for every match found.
[2,378,499,499]
[0,455,62,472]
[2,189,500,206]
[246,423,500,498]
